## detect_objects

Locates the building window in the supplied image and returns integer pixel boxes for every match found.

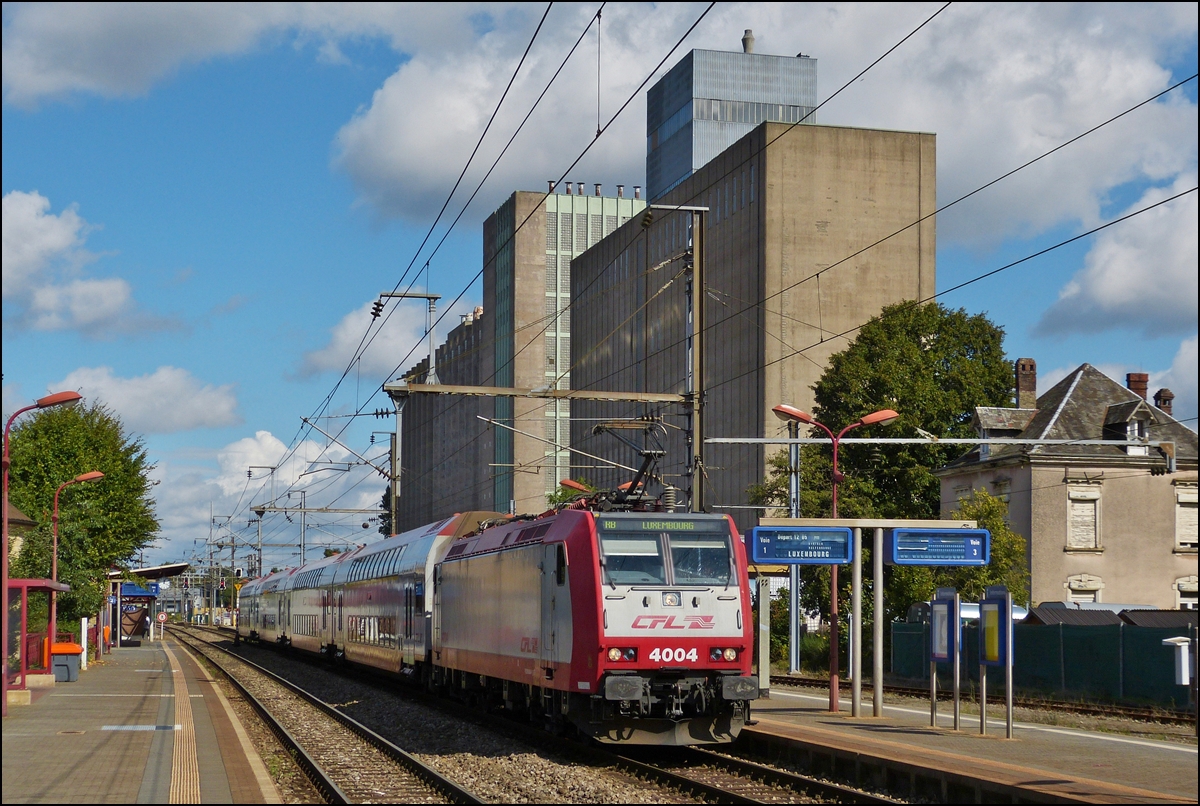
[1065,573,1103,603]
[1177,575,1199,610]
[1067,484,1101,550]
[1176,482,1197,551]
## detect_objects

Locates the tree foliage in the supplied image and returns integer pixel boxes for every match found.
[811,301,1013,519]
[8,403,159,622]
[747,302,1021,640]
[378,490,392,536]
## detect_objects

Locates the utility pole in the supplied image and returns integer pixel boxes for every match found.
[378,292,441,384]
[682,205,706,513]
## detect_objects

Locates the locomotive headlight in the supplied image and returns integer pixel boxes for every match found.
[607,647,637,662]
[710,647,723,661]
[608,647,622,662]
[662,591,682,607]
[622,648,637,661]
[722,648,738,662]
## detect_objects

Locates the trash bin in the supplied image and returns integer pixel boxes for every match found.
[52,642,84,683]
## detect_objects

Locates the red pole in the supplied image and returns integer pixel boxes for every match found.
[3,403,38,716]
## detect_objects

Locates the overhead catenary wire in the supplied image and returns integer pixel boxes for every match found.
[250,4,719,529]
[391,2,950,475]
[381,4,965,510]
[555,73,1199,406]
[244,4,557,512]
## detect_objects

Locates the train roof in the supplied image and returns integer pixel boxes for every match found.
[240,511,507,592]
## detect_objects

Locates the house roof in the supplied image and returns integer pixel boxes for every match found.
[1119,610,1199,628]
[974,407,1037,431]
[1022,605,1124,625]
[1103,399,1151,427]
[941,364,1198,471]
[7,505,36,528]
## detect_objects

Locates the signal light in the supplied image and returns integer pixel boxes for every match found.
[641,209,654,229]
[219,578,226,590]
[371,299,384,318]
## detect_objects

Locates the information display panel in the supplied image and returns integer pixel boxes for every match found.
[979,585,1012,667]
[930,596,958,661]
[748,526,853,565]
[885,529,990,566]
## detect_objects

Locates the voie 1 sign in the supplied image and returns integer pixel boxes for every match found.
[884,529,990,566]
[748,526,853,564]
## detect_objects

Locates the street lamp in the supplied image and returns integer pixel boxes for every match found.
[3,390,83,717]
[772,404,899,712]
[50,472,105,648]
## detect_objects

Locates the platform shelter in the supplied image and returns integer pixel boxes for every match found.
[5,577,70,700]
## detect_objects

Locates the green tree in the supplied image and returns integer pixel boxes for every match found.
[810,301,1013,520]
[377,490,392,536]
[546,477,596,508]
[8,402,159,624]
[747,303,1016,668]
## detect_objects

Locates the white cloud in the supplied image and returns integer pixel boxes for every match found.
[1034,174,1198,337]
[1,189,92,296]
[151,429,389,566]
[299,297,476,378]
[5,5,1194,247]
[2,190,176,335]
[1152,335,1198,426]
[333,3,1198,243]
[1,3,495,105]
[52,366,240,434]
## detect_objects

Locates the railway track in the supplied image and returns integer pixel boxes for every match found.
[768,675,1196,725]
[189,626,905,803]
[169,626,482,804]
[610,747,903,804]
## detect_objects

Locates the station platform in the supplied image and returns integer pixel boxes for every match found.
[750,683,1198,803]
[2,638,280,804]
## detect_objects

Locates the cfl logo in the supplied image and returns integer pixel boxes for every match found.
[631,615,715,629]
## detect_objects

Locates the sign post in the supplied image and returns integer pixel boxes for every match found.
[759,518,980,718]
[749,526,853,702]
[930,587,959,729]
[979,585,1014,737]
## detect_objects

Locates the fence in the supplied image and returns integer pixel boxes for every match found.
[891,621,1196,709]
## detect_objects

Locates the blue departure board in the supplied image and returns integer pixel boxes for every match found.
[749,526,853,564]
[885,529,990,566]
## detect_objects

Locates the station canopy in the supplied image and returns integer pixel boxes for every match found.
[107,562,190,581]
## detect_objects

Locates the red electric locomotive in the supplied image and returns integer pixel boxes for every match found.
[239,502,758,745]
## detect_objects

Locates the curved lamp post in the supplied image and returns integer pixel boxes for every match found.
[3,390,83,716]
[771,404,899,712]
[50,472,105,649]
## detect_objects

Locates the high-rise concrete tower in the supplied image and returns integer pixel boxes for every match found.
[646,32,817,200]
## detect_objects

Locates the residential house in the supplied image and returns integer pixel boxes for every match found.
[936,359,1198,609]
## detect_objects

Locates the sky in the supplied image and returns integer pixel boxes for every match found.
[2,3,1197,570]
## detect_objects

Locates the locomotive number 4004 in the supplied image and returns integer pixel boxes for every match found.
[648,647,699,663]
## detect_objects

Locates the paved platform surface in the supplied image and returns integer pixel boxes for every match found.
[2,639,280,804]
[752,683,1198,803]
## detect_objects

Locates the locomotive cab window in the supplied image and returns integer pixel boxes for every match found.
[669,535,733,586]
[598,517,735,587]
[599,535,666,584]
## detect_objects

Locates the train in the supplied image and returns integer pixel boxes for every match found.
[237,503,758,745]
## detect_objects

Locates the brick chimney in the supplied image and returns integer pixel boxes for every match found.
[1153,388,1174,415]
[1016,358,1037,409]
[1126,372,1149,400]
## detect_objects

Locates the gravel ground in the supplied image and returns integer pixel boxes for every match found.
[210,636,695,804]
[184,643,324,804]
